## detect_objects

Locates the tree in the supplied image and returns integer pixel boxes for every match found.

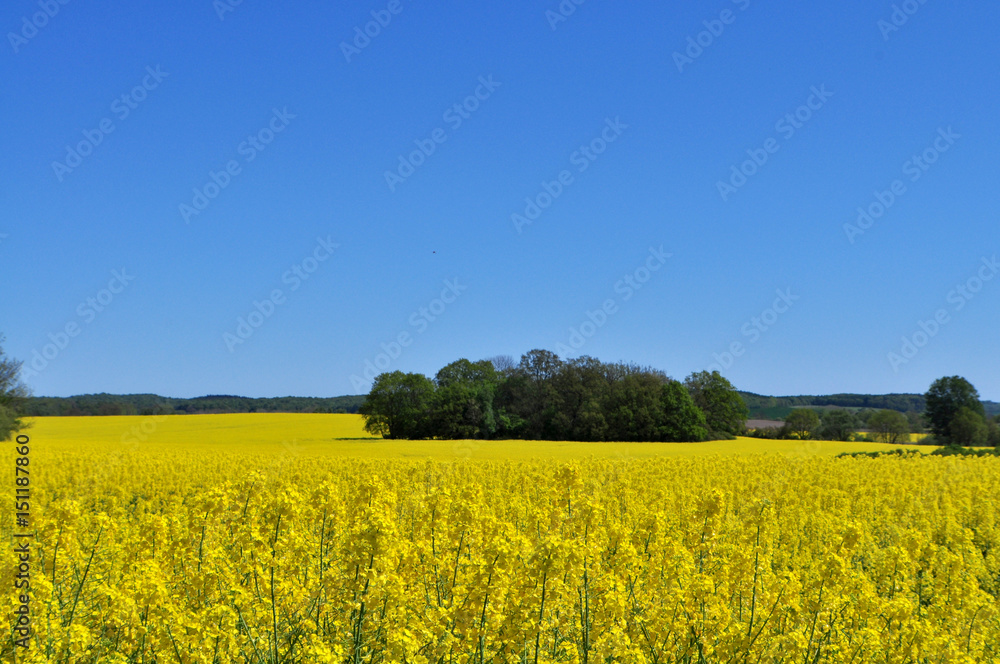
[486,355,517,375]
[925,376,985,442]
[950,407,988,446]
[684,371,748,436]
[988,417,1000,448]
[359,371,436,439]
[0,336,30,441]
[658,381,708,442]
[818,409,857,441]
[783,409,820,439]
[511,350,565,439]
[868,409,910,444]
[605,372,667,442]
[432,359,499,439]
[517,349,563,383]
[549,357,609,442]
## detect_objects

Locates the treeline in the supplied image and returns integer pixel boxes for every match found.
[746,408,918,444]
[740,391,1000,420]
[748,376,1000,448]
[23,393,366,417]
[359,350,749,442]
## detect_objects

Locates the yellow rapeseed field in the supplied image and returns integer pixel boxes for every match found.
[4,415,998,663]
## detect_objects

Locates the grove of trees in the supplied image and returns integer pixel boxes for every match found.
[359,351,747,442]
[774,408,910,443]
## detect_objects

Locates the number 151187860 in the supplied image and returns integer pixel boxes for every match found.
[15,435,29,528]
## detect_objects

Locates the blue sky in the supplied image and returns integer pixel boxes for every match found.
[2,0,998,400]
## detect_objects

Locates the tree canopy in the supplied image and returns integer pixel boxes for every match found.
[868,409,910,444]
[684,371,749,436]
[924,376,987,444]
[818,409,857,442]
[950,407,988,447]
[783,409,821,439]
[358,371,435,440]
[432,359,499,439]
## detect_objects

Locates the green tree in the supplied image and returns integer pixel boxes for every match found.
[0,336,30,441]
[868,409,910,444]
[492,372,528,438]
[605,371,667,442]
[818,409,857,441]
[783,409,820,439]
[359,371,436,439]
[550,357,609,442]
[925,376,985,442]
[518,349,563,383]
[950,406,988,446]
[986,417,1000,448]
[432,359,499,439]
[658,380,709,442]
[684,370,748,436]
[512,350,565,439]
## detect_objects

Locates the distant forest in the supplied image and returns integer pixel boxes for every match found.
[740,392,1000,420]
[23,393,366,417]
[22,391,1000,419]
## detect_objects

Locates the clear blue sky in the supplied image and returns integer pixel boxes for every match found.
[2,0,998,400]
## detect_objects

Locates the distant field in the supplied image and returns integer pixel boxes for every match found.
[24,413,936,459]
